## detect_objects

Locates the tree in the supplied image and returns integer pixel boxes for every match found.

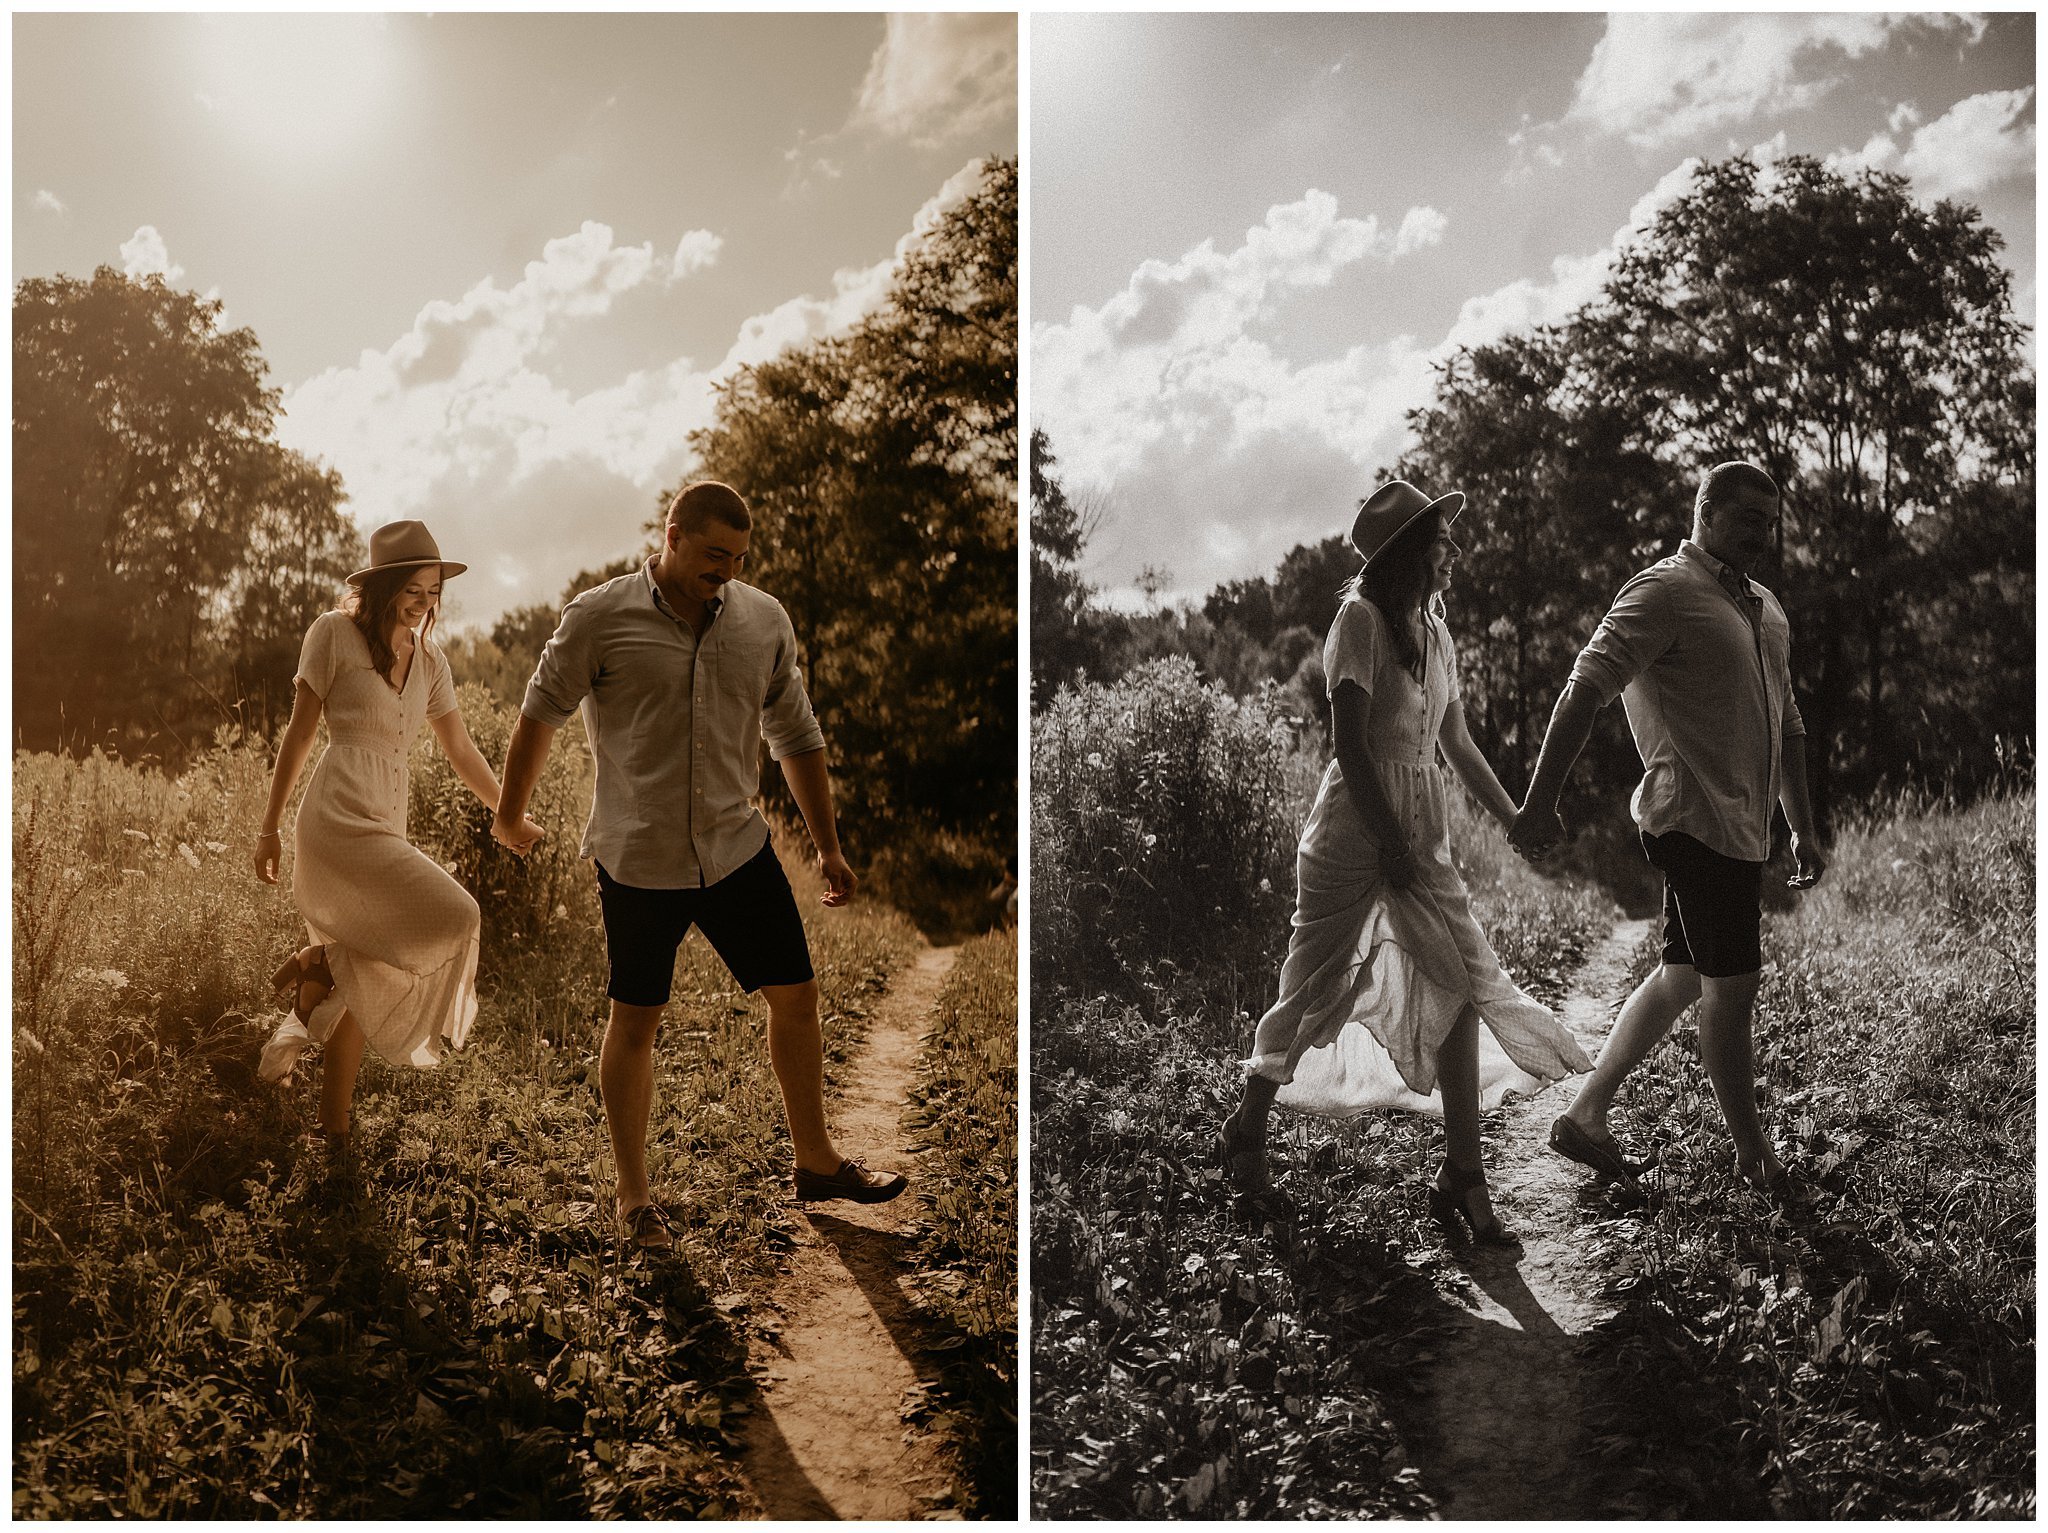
[1030,428,1100,710]
[684,157,1017,866]
[14,267,356,757]
[1583,154,2033,817]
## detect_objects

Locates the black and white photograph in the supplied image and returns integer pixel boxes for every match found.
[15,12,1016,1518]
[1030,12,2033,1519]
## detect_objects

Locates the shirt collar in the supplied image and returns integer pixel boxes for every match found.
[1680,538,1753,599]
[642,558,724,624]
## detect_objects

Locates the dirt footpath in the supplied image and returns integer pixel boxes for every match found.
[741,944,961,1520]
[1415,917,1653,1518]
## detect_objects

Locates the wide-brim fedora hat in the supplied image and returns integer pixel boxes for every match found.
[1350,479,1465,566]
[347,520,468,586]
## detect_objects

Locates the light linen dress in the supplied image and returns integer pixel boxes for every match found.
[290,611,480,1068]
[1246,598,1590,1116]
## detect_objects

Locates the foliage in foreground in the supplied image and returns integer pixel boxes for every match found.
[1030,665,1614,1514]
[903,931,1020,1518]
[12,716,927,1517]
[1582,786,2035,1518]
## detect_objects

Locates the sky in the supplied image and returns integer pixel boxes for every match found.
[15,12,1017,628]
[1032,11,2036,610]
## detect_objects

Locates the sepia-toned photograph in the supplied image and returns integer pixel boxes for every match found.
[15,12,1016,1519]
[1030,11,2032,1519]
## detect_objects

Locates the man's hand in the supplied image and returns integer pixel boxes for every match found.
[1788,832,1828,890]
[1509,801,1566,858]
[492,814,546,857]
[819,850,856,907]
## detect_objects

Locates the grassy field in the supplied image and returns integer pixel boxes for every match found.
[1581,786,2035,1518]
[902,931,1019,1518]
[11,694,961,1517]
[1029,660,2034,1518]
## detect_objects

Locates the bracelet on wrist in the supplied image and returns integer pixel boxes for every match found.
[257,830,281,842]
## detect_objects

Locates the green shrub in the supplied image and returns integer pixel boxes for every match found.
[1032,658,1300,1010]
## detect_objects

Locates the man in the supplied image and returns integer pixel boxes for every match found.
[1511,461,1826,1195]
[493,480,906,1252]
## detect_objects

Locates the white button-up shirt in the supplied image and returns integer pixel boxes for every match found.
[1569,540,1805,862]
[521,563,827,889]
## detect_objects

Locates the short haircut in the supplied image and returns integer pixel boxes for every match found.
[1695,460,1779,511]
[666,480,752,535]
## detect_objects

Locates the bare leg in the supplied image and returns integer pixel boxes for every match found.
[1563,962,1702,1143]
[1434,1005,1496,1225]
[759,979,844,1176]
[318,1012,367,1137]
[1694,971,1777,1177]
[601,1000,664,1217]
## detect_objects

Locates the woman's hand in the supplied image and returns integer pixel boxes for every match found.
[491,814,547,857]
[1383,842,1418,891]
[253,830,283,884]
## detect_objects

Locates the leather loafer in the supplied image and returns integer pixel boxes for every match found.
[1549,1114,1642,1186]
[794,1158,908,1204]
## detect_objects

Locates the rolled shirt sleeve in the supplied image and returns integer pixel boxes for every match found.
[1568,571,1675,705]
[521,593,598,729]
[760,615,827,761]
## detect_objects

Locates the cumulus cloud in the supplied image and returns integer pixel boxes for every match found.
[1835,88,2037,200]
[279,164,985,625]
[669,228,723,280]
[120,225,184,284]
[850,13,1016,145]
[1034,172,1716,602]
[34,189,66,215]
[1566,13,1982,149]
[1034,192,1467,601]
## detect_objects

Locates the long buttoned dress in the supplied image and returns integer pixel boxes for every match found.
[291,611,480,1067]
[1245,598,1590,1115]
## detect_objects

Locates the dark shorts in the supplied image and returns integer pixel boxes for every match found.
[1641,830,1765,979]
[595,840,815,1006]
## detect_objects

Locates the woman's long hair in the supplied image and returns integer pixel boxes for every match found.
[340,565,438,683]
[1340,509,1442,680]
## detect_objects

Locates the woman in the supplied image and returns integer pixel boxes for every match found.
[252,521,541,1146]
[1222,480,1591,1243]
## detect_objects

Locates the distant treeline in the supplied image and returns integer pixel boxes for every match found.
[1034,154,2035,835]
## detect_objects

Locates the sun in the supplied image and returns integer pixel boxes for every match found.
[184,15,402,167]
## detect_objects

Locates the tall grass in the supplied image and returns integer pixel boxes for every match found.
[903,931,1019,1517]
[12,694,925,1516]
[1585,785,2035,1518]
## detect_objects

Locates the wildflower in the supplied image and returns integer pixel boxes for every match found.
[85,968,128,990]
[553,904,568,919]
[178,843,201,870]
[20,1030,45,1054]
[204,841,228,855]
[1086,752,1104,768]
[122,828,151,842]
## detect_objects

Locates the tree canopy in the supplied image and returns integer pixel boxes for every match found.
[14,268,360,759]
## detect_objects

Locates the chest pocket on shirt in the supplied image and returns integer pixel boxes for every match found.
[708,632,775,707]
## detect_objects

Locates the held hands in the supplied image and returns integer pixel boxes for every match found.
[253,830,282,885]
[1508,800,1566,861]
[491,814,547,858]
[818,850,857,908]
[1787,832,1828,890]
